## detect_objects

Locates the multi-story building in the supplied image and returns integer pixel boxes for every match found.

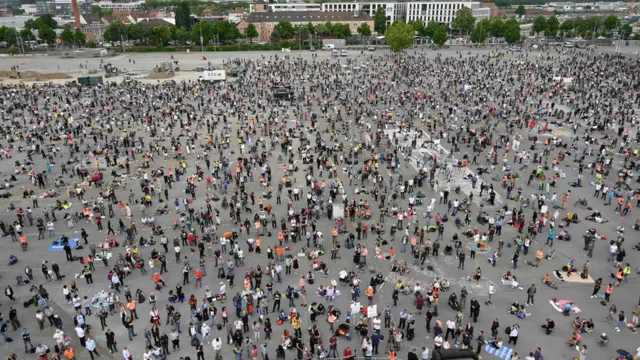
[405,1,488,26]
[269,3,322,12]
[238,11,374,42]
[321,2,407,27]
[94,1,146,11]
[28,0,92,16]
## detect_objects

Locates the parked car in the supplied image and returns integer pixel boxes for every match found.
[340,50,347,57]
[310,46,315,51]
[367,46,375,51]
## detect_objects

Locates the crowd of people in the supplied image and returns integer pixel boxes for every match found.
[1,46,640,360]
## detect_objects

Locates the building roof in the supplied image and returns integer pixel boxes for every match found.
[246,11,371,23]
[137,18,174,26]
[80,13,103,25]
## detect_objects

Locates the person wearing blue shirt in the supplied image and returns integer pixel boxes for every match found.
[546,229,555,246]
[21,328,34,352]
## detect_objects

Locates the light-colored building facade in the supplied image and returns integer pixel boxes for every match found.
[239,11,373,42]
[321,2,407,27]
[95,1,146,11]
[269,3,322,12]
[405,1,486,25]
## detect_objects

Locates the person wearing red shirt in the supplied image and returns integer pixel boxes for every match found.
[343,346,354,360]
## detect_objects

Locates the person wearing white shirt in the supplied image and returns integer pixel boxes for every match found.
[122,347,131,360]
[434,335,443,349]
[75,325,86,347]
[212,337,222,351]
[372,316,381,335]
[201,323,210,343]
[143,349,152,360]
[508,325,519,345]
[421,346,429,360]
[53,329,65,348]
[86,338,99,360]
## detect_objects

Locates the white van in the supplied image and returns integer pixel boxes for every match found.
[563,42,574,48]
[323,44,335,51]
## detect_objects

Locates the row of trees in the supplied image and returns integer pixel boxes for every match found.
[531,14,633,39]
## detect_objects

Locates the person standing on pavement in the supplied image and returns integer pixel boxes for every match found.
[85,337,100,360]
[526,284,536,306]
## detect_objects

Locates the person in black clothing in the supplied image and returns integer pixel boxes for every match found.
[407,348,419,360]
[105,329,117,354]
[196,343,205,360]
[160,333,170,355]
[541,318,555,335]
[52,262,62,280]
[272,291,281,313]
[490,319,500,340]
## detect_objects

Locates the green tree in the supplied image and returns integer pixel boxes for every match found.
[74,28,86,46]
[374,7,387,34]
[357,23,372,37]
[431,25,448,46]
[451,7,476,34]
[424,20,441,39]
[28,14,58,30]
[273,21,295,40]
[213,21,240,41]
[490,18,504,38]
[532,16,547,35]
[315,24,329,38]
[245,23,258,42]
[175,1,192,30]
[470,19,491,43]
[127,23,148,42]
[503,18,521,44]
[408,20,424,36]
[270,30,281,43]
[306,23,315,36]
[172,26,190,44]
[621,23,633,39]
[561,19,574,37]
[152,26,172,48]
[585,16,603,35]
[104,21,127,43]
[295,25,310,40]
[192,20,213,44]
[20,28,34,42]
[604,15,618,31]
[9,6,25,16]
[331,23,351,39]
[60,27,74,46]
[544,16,559,37]
[515,5,526,17]
[384,21,414,53]
[86,41,97,48]
[38,24,56,44]
[91,5,105,17]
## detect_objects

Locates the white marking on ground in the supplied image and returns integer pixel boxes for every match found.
[384,128,503,207]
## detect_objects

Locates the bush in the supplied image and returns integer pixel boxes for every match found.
[86,41,97,48]
[8,48,16,55]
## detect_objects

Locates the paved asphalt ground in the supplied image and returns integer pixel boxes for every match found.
[0,46,638,360]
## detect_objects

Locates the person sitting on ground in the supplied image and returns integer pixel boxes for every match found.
[598,332,608,345]
[541,318,555,335]
[567,331,582,347]
[8,254,18,265]
[563,302,575,316]
[492,337,503,349]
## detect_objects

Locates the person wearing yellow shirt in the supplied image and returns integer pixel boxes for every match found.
[291,315,302,338]
[623,263,632,281]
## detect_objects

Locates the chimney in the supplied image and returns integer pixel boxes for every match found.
[71,0,81,28]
